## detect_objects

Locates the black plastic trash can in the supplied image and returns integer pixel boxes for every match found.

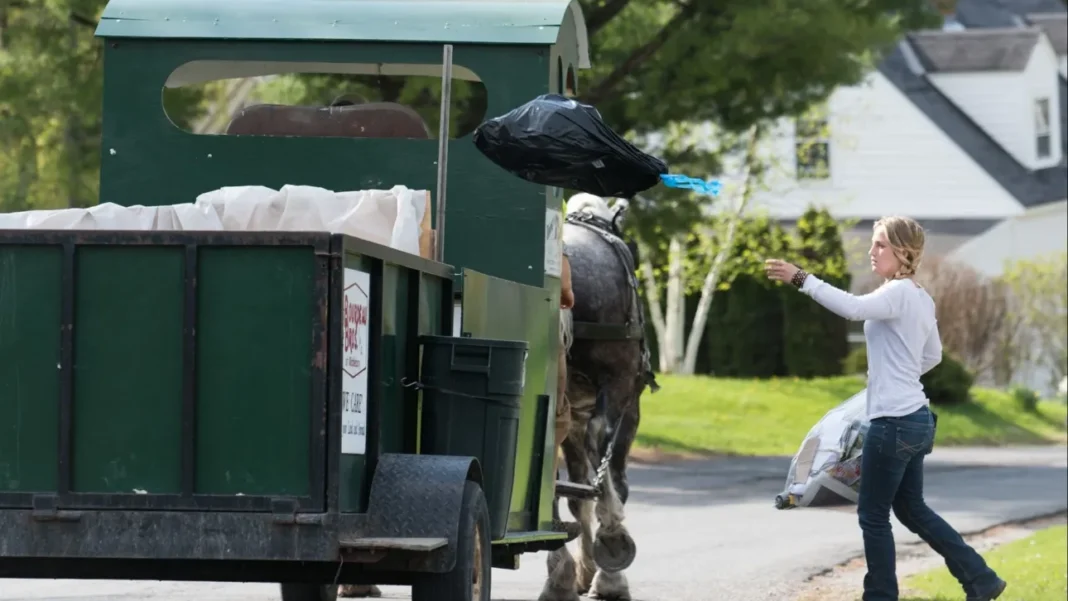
[417,335,528,540]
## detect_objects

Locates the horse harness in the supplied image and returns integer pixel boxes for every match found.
[564,211,658,389]
[564,211,660,493]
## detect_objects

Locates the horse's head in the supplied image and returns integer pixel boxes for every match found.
[566,193,629,233]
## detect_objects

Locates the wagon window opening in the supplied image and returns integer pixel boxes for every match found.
[161,60,488,140]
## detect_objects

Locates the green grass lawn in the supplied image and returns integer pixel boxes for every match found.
[634,374,1068,456]
[901,524,1068,601]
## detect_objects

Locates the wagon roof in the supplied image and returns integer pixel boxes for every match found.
[95,0,590,67]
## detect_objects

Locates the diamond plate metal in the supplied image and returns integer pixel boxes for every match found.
[365,453,482,573]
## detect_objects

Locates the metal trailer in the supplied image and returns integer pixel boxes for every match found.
[0,1,592,599]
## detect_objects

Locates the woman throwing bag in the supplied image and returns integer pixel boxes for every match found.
[764,216,1007,601]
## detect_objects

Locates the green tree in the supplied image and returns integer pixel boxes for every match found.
[781,206,852,377]
[0,0,211,210]
[580,0,938,134]
[0,0,107,209]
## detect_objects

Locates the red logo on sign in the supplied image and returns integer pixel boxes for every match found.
[344,296,368,353]
[343,279,369,378]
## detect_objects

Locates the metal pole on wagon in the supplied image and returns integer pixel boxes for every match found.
[434,44,454,263]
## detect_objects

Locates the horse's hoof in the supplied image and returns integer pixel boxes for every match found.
[592,527,636,572]
[338,584,382,598]
[538,592,581,601]
[588,570,631,600]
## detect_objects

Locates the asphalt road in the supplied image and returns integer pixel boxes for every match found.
[1,446,1064,601]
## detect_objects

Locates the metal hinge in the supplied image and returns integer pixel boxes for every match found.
[270,498,324,526]
[31,494,82,523]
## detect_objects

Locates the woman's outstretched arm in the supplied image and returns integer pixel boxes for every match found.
[799,275,909,322]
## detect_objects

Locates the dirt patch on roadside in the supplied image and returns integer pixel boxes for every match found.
[793,511,1068,601]
[628,446,727,464]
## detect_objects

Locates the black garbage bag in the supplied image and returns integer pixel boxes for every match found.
[472,94,668,198]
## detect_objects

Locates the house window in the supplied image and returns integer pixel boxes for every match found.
[1035,97,1051,159]
[795,107,830,180]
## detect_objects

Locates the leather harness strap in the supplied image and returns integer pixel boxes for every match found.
[564,211,659,393]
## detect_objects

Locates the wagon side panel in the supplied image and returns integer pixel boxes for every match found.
[0,245,63,499]
[0,232,330,513]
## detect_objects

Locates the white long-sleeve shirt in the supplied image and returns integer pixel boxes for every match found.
[800,275,942,420]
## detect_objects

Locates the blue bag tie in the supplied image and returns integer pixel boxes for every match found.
[659,174,722,197]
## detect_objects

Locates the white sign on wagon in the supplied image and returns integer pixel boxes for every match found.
[341,267,371,455]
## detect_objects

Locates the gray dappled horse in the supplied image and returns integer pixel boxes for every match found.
[540,193,659,601]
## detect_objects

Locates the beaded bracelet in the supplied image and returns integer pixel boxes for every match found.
[791,269,809,289]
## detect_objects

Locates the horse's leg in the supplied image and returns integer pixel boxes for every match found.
[559,424,602,593]
[608,392,640,505]
[540,434,592,601]
[541,377,593,601]
[566,396,600,594]
[588,388,641,601]
[539,544,581,601]
[588,466,632,601]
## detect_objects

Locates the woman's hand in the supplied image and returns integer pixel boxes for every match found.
[764,259,801,284]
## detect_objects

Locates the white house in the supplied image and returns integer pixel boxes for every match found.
[748,0,1066,279]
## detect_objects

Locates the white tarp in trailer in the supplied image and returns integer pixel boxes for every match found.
[775,388,869,510]
[0,184,435,260]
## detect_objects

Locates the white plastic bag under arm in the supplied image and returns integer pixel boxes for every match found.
[776,388,870,509]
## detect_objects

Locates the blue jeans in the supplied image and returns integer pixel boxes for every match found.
[857,406,1002,601]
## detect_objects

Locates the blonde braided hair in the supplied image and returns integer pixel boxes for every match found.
[874,216,925,279]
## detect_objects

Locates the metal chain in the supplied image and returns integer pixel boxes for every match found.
[592,439,614,491]
[591,413,623,491]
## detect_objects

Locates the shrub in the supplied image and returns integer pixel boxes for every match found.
[1000,252,1068,392]
[915,256,1017,385]
[719,274,785,377]
[704,215,789,378]
[781,207,852,377]
[921,351,975,405]
[1010,385,1040,413]
[842,345,868,375]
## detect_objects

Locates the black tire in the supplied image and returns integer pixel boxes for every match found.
[775,495,787,510]
[279,584,339,601]
[412,480,491,601]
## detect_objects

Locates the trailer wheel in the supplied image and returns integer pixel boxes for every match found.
[279,584,339,601]
[412,480,491,601]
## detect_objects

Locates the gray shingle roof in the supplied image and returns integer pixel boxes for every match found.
[877,44,1067,209]
[1026,13,1068,54]
[906,29,1041,72]
[955,0,1066,28]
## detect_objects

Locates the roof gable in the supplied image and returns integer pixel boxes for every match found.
[955,0,1066,28]
[1026,13,1068,54]
[907,28,1040,72]
[877,44,1067,209]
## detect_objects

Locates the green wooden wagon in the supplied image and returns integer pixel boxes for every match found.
[0,1,591,599]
